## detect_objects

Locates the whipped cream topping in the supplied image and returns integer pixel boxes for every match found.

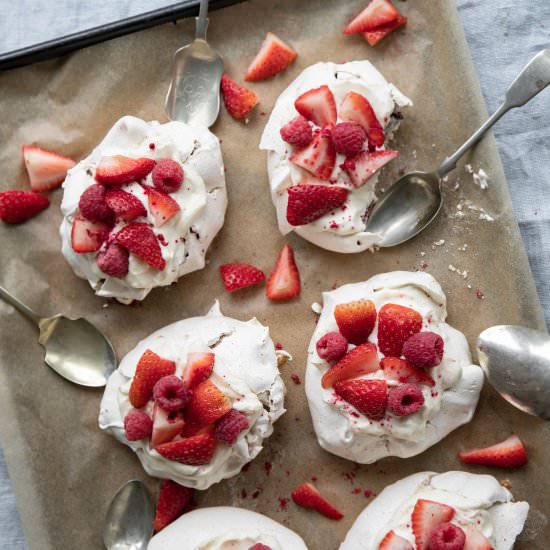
[99,302,286,490]
[305,271,484,463]
[340,471,529,550]
[259,61,411,253]
[60,116,227,303]
[147,507,308,550]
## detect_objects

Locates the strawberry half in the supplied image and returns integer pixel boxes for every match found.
[377,303,423,357]
[151,404,185,448]
[286,184,348,226]
[221,74,259,119]
[463,525,493,550]
[290,126,336,181]
[115,222,166,270]
[339,91,385,148]
[184,380,231,427]
[129,349,176,409]
[458,435,528,469]
[95,155,155,185]
[334,378,387,420]
[412,499,455,550]
[363,15,407,46]
[294,85,337,128]
[219,263,266,292]
[156,430,216,465]
[22,145,75,192]
[153,480,194,532]
[341,149,398,188]
[244,32,297,81]
[0,190,49,224]
[334,299,377,345]
[344,0,401,34]
[321,342,380,389]
[381,357,435,387]
[379,530,414,550]
[183,352,215,389]
[105,189,146,221]
[146,187,181,227]
[266,243,301,301]
[71,216,111,253]
[291,483,343,520]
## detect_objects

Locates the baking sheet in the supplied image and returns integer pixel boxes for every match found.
[0,0,548,548]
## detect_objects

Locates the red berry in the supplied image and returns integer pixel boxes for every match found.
[249,545,272,550]
[97,243,129,278]
[280,116,314,148]
[334,299,377,345]
[153,375,191,411]
[220,263,266,292]
[334,379,387,420]
[402,331,444,368]
[129,350,176,409]
[316,332,348,362]
[332,122,367,156]
[153,480,194,532]
[286,184,348,226]
[221,74,259,119]
[0,190,49,224]
[115,222,166,271]
[427,522,466,550]
[151,159,184,194]
[78,184,114,223]
[124,410,153,441]
[387,384,425,416]
[377,303,423,357]
[214,409,250,445]
[105,188,147,221]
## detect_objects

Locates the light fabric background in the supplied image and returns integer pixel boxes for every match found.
[0,1,549,547]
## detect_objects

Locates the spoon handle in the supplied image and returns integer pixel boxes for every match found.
[195,0,209,40]
[0,285,41,325]
[438,48,550,178]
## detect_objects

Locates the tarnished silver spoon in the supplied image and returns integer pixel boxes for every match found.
[366,48,550,247]
[477,325,550,420]
[0,285,115,387]
[165,0,224,127]
[103,480,154,550]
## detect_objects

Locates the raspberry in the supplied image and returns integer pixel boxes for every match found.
[280,116,314,148]
[214,409,249,445]
[97,243,129,278]
[152,376,191,411]
[78,183,114,223]
[124,410,153,441]
[427,522,466,550]
[387,384,425,416]
[331,122,367,156]
[249,545,272,550]
[403,331,444,368]
[151,159,184,193]
[316,332,348,362]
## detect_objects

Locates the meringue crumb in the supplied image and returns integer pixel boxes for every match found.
[448,264,468,279]
[276,350,293,368]
[420,251,426,257]
[431,239,445,250]
[473,168,489,190]
[467,284,472,289]
[311,302,323,315]
[465,163,474,174]
[458,244,469,252]
[102,303,109,309]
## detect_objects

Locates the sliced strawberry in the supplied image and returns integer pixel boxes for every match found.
[334,299,377,345]
[291,483,343,520]
[379,530,414,550]
[105,189,146,221]
[95,155,155,185]
[0,190,49,224]
[377,303,423,357]
[286,184,348,226]
[321,342,380,389]
[341,149,398,188]
[381,357,435,387]
[153,480,194,532]
[151,404,186,448]
[184,380,231,427]
[115,222,166,270]
[334,379,387,420]
[290,126,336,181]
[463,525,494,550]
[458,435,528,469]
[344,0,401,34]
[339,91,385,148]
[244,32,297,81]
[411,499,455,550]
[71,216,111,253]
[294,85,337,127]
[156,430,216,465]
[219,263,266,292]
[266,243,301,301]
[183,352,215,389]
[22,145,75,192]
[221,73,259,119]
[363,15,407,46]
[145,187,181,227]
[129,349,176,409]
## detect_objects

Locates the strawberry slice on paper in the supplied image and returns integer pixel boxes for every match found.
[341,149,398,188]
[458,434,528,469]
[71,216,111,253]
[290,126,337,181]
[266,243,301,302]
[339,91,385,148]
[321,342,380,389]
[363,15,407,46]
[219,263,266,292]
[153,480,194,532]
[344,0,401,34]
[291,483,343,520]
[22,145,75,192]
[95,155,155,185]
[0,190,49,224]
[245,32,297,81]
[221,73,259,119]
[294,85,337,128]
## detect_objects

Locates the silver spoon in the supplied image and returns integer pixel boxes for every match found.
[165,0,224,127]
[477,325,550,420]
[366,48,550,247]
[0,285,116,387]
[103,480,154,550]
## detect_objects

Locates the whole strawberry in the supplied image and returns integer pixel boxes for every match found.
[0,190,49,224]
[334,299,376,345]
[377,303,423,357]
